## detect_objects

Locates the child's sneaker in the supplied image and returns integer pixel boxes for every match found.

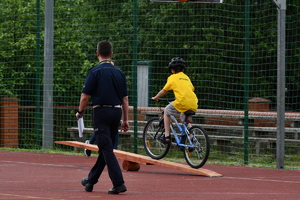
[158,135,171,144]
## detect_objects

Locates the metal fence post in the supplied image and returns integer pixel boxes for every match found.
[132,0,139,153]
[43,0,54,148]
[35,0,42,147]
[243,0,250,165]
[275,0,286,169]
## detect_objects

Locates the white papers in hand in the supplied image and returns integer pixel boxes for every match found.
[77,117,84,138]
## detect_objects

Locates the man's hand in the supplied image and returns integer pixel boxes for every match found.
[76,111,83,119]
[121,120,129,133]
[76,93,89,118]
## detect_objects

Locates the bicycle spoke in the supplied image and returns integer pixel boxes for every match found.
[143,118,170,159]
[183,126,210,168]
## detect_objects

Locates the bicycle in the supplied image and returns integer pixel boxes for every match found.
[142,98,210,169]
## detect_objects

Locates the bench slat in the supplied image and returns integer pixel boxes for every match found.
[141,110,300,121]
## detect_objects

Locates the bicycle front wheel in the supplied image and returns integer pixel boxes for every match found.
[183,126,210,168]
[143,117,170,160]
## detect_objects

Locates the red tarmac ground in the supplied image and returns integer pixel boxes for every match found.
[0,150,300,200]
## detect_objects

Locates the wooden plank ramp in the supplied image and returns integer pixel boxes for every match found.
[55,141,222,177]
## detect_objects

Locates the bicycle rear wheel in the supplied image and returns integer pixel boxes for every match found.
[183,126,210,168]
[143,117,170,159]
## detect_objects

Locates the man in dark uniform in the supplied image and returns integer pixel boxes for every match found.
[76,41,129,194]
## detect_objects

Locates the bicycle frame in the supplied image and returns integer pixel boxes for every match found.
[143,98,210,168]
[169,115,195,148]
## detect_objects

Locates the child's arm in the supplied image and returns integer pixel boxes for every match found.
[152,89,167,102]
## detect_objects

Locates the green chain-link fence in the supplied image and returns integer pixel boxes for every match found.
[1,0,299,169]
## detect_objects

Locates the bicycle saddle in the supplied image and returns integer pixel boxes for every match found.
[184,110,195,116]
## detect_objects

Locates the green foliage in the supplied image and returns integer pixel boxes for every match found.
[1,0,300,109]
[0,0,38,98]
[1,0,300,160]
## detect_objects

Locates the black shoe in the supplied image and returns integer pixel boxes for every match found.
[81,177,93,192]
[108,184,127,194]
[84,140,91,157]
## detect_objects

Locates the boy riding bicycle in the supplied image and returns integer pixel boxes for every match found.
[152,57,198,144]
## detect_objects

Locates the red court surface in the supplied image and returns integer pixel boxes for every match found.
[1,150,299,200]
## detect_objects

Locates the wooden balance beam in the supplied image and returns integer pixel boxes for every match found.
[55,141,222,177]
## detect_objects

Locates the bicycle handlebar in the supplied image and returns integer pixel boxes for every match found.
[157,98,175,103]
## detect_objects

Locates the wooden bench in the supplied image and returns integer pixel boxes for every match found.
[208,135,300,154]
[67,120,146,150]
[68,126,134,149]
[141,110,300,154]
[141,109,300,124]
[68,109,300,154]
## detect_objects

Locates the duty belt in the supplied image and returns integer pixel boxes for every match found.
[93,105,121,109]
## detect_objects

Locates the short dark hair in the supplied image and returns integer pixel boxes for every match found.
[97,41,113,57]
[171,66,184,73]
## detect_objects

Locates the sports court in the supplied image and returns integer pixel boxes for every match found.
[1,150,299,200]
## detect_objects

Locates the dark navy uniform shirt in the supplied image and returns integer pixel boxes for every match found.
[82,61,128,106]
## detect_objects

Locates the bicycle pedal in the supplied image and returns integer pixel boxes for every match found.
[171,142,177,146]
[179,147,185,152]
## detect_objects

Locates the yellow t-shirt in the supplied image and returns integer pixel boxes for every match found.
[163,72,198,112]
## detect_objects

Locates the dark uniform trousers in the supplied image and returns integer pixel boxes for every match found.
[87,107,124,187]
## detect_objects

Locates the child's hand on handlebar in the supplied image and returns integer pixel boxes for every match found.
[151,97,159,102]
